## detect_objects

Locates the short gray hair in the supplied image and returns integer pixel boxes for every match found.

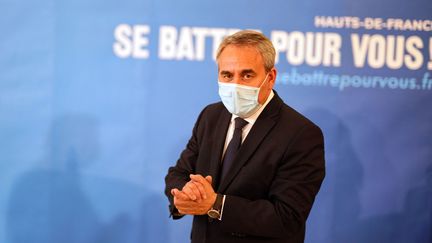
[216,30,276,72]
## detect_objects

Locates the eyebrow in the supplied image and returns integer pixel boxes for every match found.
[220,70,232,75]
[219,69,257,75]
[240,69,256,76]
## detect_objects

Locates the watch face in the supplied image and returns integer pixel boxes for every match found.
[207,209,220,219]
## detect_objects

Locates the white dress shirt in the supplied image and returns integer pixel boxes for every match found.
[218,90,274,220]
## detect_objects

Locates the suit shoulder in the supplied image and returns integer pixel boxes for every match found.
[199,101,226,117]
[279,103,322,133]
[203,101,225,111]
[190,102,227,130]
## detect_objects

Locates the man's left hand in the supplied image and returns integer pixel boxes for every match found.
[171,175,217,215]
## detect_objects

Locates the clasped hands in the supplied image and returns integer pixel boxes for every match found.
[171,174,217,215]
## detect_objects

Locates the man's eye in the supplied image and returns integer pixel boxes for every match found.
[243,74,253,79]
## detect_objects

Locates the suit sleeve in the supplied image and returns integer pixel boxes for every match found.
[164,106,207,219]
[220,123,325,238]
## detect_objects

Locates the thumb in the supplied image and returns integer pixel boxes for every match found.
[205,175,212,184]
[171,188,179,196]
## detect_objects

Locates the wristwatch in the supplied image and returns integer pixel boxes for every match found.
[207,194,223,219]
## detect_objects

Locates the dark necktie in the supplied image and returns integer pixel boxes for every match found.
[220,117,249,183]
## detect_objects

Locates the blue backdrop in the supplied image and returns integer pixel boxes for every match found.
[1,0,431,242]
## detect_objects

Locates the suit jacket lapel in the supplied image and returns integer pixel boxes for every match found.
[209,107,231,190]
[218,92,283,193]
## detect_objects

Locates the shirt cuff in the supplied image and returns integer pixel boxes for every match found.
[218,194,226,220]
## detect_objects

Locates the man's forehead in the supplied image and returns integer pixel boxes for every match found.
[219,45,261,58]
[217,45,264,71]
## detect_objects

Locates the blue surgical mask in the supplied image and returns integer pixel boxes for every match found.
[218,74,269,118]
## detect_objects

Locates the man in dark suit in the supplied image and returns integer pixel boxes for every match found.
[165,30,325,243]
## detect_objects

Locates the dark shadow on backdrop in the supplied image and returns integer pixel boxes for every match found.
[304,108,363,243]
[6,114,101,243]
[93,187,169,243]
[305,107,432,243]
[6,114,170,243]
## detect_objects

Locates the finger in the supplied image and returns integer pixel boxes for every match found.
[177,208,185,215]
[205,175,212,184]
[176,205,199,215]
[175,199,199,213]
[190,174,208,184]
[173,189,190,201]
[182,185,197,201]
[174,196,191,209]
[191,174,213,193]
[171,188,180,196]
[192,181,207,200]
[192,176,216,205]
[177,202,210,216]
[183,182,202,202]
[186,182,204,201]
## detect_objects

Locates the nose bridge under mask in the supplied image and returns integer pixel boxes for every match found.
[217,73,269,118]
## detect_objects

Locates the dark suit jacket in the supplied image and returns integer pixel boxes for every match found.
[165,91,325,243]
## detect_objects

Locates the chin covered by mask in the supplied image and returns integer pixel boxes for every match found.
[218,74,268,118]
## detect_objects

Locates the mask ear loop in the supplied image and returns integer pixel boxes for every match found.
[259,73,269,91]
[259,73,270,89]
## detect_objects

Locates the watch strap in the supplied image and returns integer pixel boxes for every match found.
[212,193,223,211]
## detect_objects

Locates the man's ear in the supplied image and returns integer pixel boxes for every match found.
[268,67,277,90]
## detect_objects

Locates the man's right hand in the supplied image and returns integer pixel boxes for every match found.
[171,175,216,215]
